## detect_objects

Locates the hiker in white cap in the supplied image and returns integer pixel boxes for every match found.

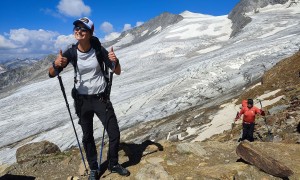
[49,17,129,180]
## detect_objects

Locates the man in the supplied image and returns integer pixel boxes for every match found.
[235,99,265,142]
[49,17,129,179]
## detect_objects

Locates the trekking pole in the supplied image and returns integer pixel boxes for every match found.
[257,99,272,140]
[98,71,114,172]
[57,74,88,175]
[231,112,239,131]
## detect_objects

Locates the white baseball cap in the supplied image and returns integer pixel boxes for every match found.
[73,17,94,32]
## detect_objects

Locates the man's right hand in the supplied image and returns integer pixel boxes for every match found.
[49,50,67,77]
[54,50,67,68]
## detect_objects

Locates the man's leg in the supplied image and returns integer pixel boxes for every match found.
[94,101,120,166]
[241,123,248,141]
[79,97,98,170]
[95,100,129,176]
[248,123,255,142]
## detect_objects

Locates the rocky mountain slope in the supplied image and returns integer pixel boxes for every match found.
[228,0,289,37]
[0,55,56,98]
[1,50,299,180]
[103,12,183,49]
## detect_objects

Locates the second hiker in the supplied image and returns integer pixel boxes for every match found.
[235,99,265,142]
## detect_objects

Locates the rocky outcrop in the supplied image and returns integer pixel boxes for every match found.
[103,12,183,49]
[3,137,300,179]
[16,141,60,164]
[228,0,289,37]
[236,141,294,178]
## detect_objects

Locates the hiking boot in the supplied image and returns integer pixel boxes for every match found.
[88,170,99,180]
[109,163,130,176]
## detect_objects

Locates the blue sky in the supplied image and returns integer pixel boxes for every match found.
[0,0,240,61]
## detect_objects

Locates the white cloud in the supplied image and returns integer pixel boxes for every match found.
[0,28,75,60]
[100,22,114,33]
[123,24,132,31]
[41,8,66,21]
[57,0,91,17]
[54,34,77,51]
[103,32,121,42]
[122,22,143,32]
[0,35,18,49]
[136,21,144,27]
[8,29,59,49]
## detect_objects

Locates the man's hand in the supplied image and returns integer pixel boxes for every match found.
[49,50,67,77]
[54,50,67,68]
[235,112,240,121]
[108,47,118,62]
[108,46,121,75]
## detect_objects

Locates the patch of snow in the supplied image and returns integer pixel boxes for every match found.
[114,33,134,47]
[141,30,149,36]
[256,89,281,100]
[197,45,222,54]
[192,101,239,142]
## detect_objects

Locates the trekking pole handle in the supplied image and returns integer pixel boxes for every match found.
[106,71,114,100]
[258,99,262,109]
[52,61,60,77]
[234,111,239,121]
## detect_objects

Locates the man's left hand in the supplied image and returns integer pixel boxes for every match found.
[108,46,118,62]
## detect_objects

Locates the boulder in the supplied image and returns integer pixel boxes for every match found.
[16,141,61,164]
[236,141,293,178]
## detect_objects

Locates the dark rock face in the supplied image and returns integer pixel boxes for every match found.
[236,141,294,178]
[103,12,183,49]
[16,141,60,164]
[228,0,289,37]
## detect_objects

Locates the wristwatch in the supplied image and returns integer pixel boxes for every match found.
[52,61,59,70]
[115,59,119,67]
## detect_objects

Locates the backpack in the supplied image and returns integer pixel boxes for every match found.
[68,36,111,115]
[70,36,109,84]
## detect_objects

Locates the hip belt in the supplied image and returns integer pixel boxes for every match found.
[78,92,106,98]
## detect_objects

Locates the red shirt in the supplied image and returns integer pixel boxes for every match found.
[238,106,263,123]
[242,100,248,107]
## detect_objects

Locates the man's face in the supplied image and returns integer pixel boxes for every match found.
[74,23,91,41]
[247,104,253,108]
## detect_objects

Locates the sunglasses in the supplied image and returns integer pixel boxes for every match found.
[74,26,89,32]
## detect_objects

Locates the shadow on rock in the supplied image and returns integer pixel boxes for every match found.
[98,140,163,177]
[120,140,164,168]
[0,174,35,180]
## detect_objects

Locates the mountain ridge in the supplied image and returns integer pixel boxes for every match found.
[103,12,184,49]
[228,0,289,37]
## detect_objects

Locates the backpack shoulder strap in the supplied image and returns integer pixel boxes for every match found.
[69,38,108,84]
[69,43,78,84]
[90,36,109,82]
